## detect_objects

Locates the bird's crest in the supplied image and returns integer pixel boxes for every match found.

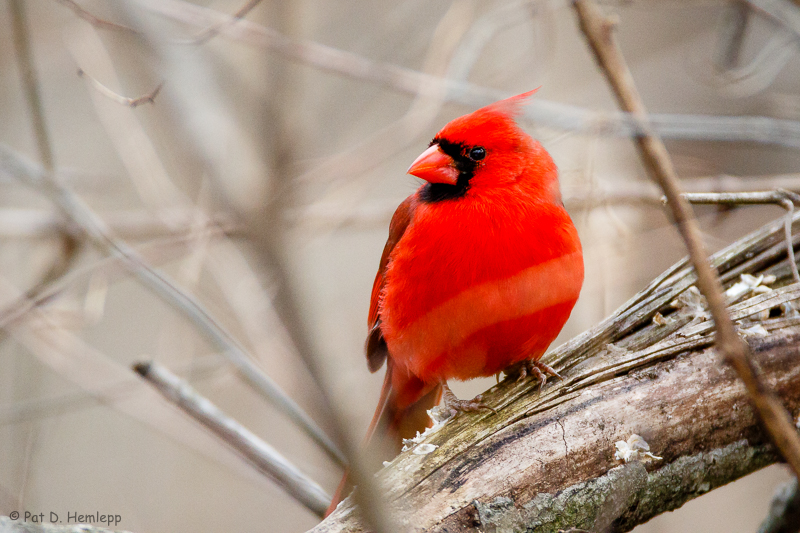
[483,88,538,120]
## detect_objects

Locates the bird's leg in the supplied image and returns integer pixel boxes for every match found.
[441,382,497,416]
[509,359,563,391]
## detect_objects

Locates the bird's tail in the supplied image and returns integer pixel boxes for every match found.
[324,362,441,517]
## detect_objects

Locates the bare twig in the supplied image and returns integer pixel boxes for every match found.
[133,361,331,517]
[128,0,800,148]
[0,143,345,468]
[573,0,800,479]
[77,68,163,108]
[123,8,396,530]
[682,190,800,284]
[53,0,139,34]
[10,0,55,172]
[0,354,225,426]
[189,0,263,44]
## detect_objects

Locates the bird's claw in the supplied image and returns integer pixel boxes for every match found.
[441,384,497,416]
[510,360,563,391]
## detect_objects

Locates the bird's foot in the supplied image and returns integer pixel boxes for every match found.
[508,360,563,391]
[441,382,496,416]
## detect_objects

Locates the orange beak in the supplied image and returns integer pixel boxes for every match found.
[407,144,459,185]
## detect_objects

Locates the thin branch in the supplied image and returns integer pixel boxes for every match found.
[0,207,238,239]
[53,0,139,34]
[77,68,163,108]
[682,190,800,284]
[133,361,331,517]
[129,0,800,148]
[0,143,345,468]
[10,0,55,172]
[572,0,800,479]
[189,0,263,45]
[0,354,225,426]
[123,7,396,530]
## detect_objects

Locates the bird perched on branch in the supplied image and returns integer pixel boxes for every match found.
[326,91,583,515]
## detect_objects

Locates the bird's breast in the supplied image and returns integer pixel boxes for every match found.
[380,196,583,383]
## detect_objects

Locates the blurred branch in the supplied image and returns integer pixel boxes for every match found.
[0,269,313,500]
[10,0,55,172]
[53,0,138,34]
[747,0,800,36]
[573,0,800,480]
[124,8,398,531]
[0,143,345,468]
[289,173,800,229]
[189,0,263,44]
[0,207,239,239]
[77,68,163,108]
[759,478,800,533]
[715,1,750,71]
[134,361,331,517]
[126,0,800,148]
[315,208,800,532]
[0,354,225,426]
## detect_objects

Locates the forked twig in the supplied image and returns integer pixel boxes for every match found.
[77,68,163,108]
[134,361,331,517]
[573,0,800,479]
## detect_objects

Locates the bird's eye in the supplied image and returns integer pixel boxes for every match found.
[469,147,486,161]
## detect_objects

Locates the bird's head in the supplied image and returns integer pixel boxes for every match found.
[408,90,558,202]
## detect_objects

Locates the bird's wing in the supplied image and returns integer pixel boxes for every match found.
[365,194,416,372]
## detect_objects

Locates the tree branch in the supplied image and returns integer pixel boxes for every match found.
[133,361,331,517]
[572,0,800,479]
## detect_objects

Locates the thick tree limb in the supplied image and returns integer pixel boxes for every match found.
[313,211,800,532]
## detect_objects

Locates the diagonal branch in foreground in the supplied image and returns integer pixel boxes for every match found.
[572,0,800,479]
[0,143,344,468]
[315,210,800,532]
[133,361,331,517]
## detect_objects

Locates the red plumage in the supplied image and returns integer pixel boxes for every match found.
[326,91,583,516]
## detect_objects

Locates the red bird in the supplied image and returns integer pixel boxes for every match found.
[326,91,583,515]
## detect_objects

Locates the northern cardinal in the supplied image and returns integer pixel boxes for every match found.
[326,91,583,515]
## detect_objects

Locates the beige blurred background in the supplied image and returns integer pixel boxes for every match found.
[0,0,798,532]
